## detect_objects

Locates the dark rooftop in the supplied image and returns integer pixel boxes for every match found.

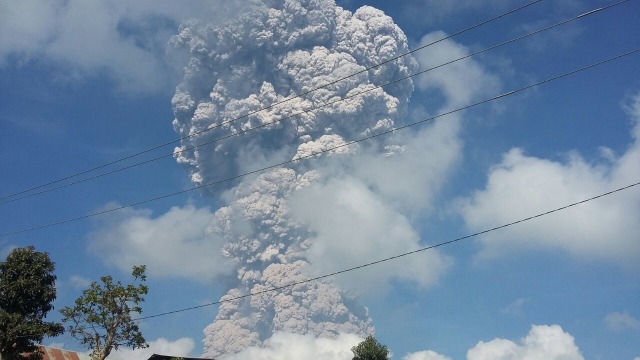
[147,355,214,360]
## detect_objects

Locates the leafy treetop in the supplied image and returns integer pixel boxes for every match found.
[0,246,63,360]
[60,265,148,360]
[351,335,389,360]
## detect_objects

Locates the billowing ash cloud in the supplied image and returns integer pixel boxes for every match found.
[201,169,374,356]
[169,0,417,188]
[167,0,455,358]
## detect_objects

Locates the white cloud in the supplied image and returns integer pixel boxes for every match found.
[458,93,640,264]
[109,337,195,360]
[88,204,232,282]
[0,0,239,94]
[225,332,362,360]
[415,31,502,110]
[466,324,584,360]
[398,0,509,24]
[403,350,452,360]
[0,244,18,260]
[69,275,92,289]
[397,1,584,49]
[501,297,530,317]
[516,17,583,54]
[221,325,584,360]
[0,0,58,60]
[44,342,66,350]
[353,119,463,216]
[290,173,452,295]
[604,311,640,331]
[284,29,507,295]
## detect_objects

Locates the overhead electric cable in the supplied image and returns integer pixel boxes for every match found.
[11,178,639,340]
[2,47,638,238]
[133,180,640,321]
[0,0,629,205]
[0,0,544,202]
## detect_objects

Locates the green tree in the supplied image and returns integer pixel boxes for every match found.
[351,335,389,360]
[0,246,64,360]
[60,265,149,360]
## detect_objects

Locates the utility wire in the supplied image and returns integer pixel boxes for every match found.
[0,0,629,206]
[0,0,544,202]
[5,0,638,343]
[2,47,638,238]
[9,174,639,342]
[134,180,640,321]
[12,178,639,339]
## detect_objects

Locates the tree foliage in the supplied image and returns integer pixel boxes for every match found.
[351,335,389,360]
[0,246,64,360]
[60,265,149,360]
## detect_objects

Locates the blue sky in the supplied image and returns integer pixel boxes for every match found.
[1,1,639,359]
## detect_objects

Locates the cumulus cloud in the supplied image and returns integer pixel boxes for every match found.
[403,350,452,360]
[0,244,18,260]
[458,92,640,264]
[284,29,505,295]
[414,31,502,110]
[44,342,66,350]
[69,275,92,289]
[88,204,232,282]
[0,0,240,94]
[221,325,586,360]
[109,337,195,360]
[466,324,584,360]
[225,332,362,360]
[604,311,640,331]
[290,173,452,294]
[501,297,529,317]
[397,0,509,24]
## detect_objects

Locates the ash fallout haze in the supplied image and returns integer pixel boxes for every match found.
[1,1,639,359]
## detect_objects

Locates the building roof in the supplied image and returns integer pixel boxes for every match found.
[37,346,91,360]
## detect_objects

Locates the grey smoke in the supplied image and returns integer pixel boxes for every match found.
[168,0,454,357]
[170,0,417,189]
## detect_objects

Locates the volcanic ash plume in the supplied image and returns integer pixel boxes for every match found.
[169,0,420,357]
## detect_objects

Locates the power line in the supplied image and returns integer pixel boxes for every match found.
[2,47,637,238]
[0,0,544,203]
[11,178,639,340]
[134,180,640,321]
[0,0,630,206]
